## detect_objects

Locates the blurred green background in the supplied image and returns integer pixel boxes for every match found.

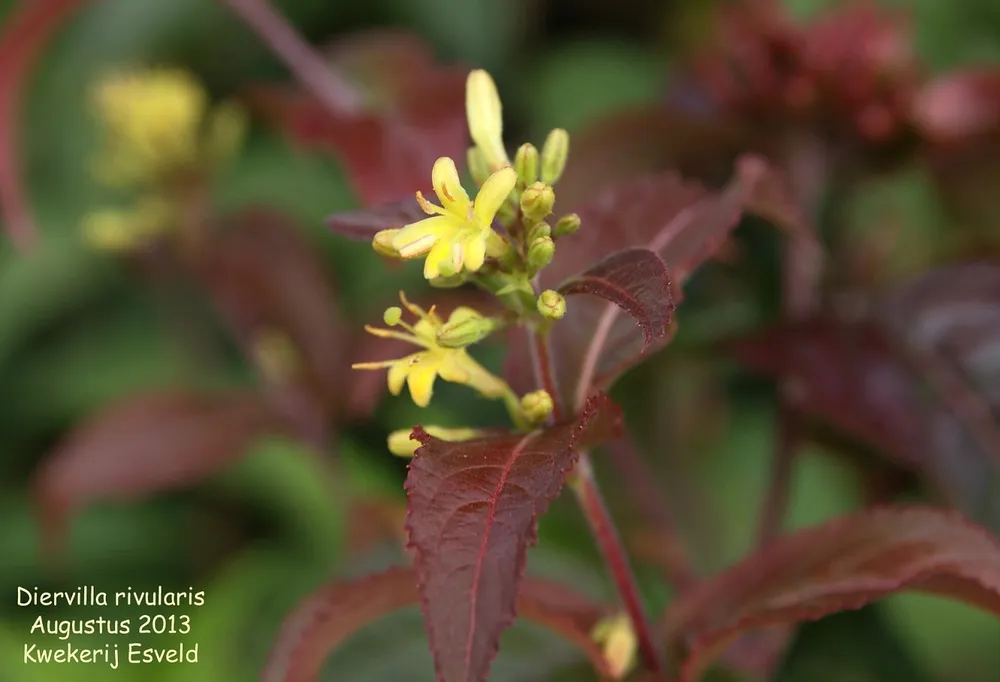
[1,0,1000,680]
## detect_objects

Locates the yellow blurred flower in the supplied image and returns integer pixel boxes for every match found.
[390,157,515,280]
[90,67,245,188]
[351,293,507,407]
[81,196,175,253]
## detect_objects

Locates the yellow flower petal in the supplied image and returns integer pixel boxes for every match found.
[392,215,454,258]
[423,239,454,279]
[464,232,487,272]
[406,360,439,407]
[436,351,472,384]
[431,157,471,216]
[387,360,410,395]
[473,167,517,227]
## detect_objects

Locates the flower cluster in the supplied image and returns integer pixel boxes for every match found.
[354,69,580,454]
[82,68,247,252]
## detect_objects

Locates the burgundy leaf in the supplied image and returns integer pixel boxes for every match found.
[190,209,347,419]
[661,507,1000,682]
[34,389,275,553]
[404,393,623,682]
[730,316,929,472]
[557,248,674,354]
[247,29,467,207]
[530,156,803,407]
[0,0,90,250]
[263,565,616,682]
[553,105,755,211]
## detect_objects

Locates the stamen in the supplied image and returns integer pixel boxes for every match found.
[415,191,447,216]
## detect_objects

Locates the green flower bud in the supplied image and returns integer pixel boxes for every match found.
[436,308,501,348]
[467,146,491,187]
[520,390,554,424]
[520,182,555,223]
[514,143,539,186]
[554,213,581,237]
[537,289,566,320]
[540,128,569,184]
[528,221,551,242]
[527,236,555,271]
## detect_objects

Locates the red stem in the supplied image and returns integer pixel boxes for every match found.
[756,398,800,544]
[528,326,564,422]
[531,331,664,672]
[219,0,364,115]
[572,456,665,672]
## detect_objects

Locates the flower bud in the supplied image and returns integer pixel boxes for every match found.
[466,70,509,170]
[527,236,555,271]
[387,426,483,457]
[537,289,566,320]
[554,213,581,237]
[520,182,555,223]
[372,229,402,258]
[520,390,554,424]
[467,146,491,187]
[540,128,569,184]
[527,221,551,242]
[514,143,539,186]
[436,307,500,348]
[591,613,637,680]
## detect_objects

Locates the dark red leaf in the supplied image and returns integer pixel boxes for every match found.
[661,507,1000,682]
[0,0,90,250]
[190,209,347,420]
[730,316,929,472]
[324,197,426,240]
[33,389,275,553]
[553,105,755,211]
[403,393,622,682]
[557,248,674,353]
[248,29,467,207]
[263,565,616,682]
[527,156,808,408]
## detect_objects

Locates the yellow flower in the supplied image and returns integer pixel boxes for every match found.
[90,68,245,188]
[391,157,515,280]
[351,293,508,407]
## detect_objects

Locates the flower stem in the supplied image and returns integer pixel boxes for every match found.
[530,331,664,672]
[218,0,364,115]
[570,455,665,672]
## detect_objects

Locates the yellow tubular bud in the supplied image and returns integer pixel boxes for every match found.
[466,70,509,170]
[537,289,566,320]
[513,143,539,186]
[252,328,301,383]
[540,128,570,185]
[467,146,491,187]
